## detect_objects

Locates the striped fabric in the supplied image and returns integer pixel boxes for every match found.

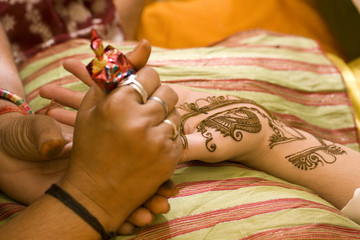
[1,29,360,238]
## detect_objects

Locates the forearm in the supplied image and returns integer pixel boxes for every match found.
[0,24,25,100]
[239,120,360,209]
[0,190,110,239]
[113,0,147,40]
[175,87,360,209]
[0,175,134,240]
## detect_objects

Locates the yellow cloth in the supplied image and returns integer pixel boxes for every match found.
[138,0,345,59]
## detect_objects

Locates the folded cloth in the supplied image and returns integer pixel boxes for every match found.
[342,188,360,224]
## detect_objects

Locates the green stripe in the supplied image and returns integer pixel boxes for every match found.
[163,209,360,240]
[147,46,332,65]
[20,43,134,79]
[155,65,345,92]
[238,34,321,49]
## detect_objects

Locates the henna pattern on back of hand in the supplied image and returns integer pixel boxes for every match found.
[196,107,262,152]
[178,95,304,151]
[178,95,346,170]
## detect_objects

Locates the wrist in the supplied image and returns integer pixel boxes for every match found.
[0,89,33,114]
[58,169,128,233]
[45,184,117,239]
[0,110,25,129]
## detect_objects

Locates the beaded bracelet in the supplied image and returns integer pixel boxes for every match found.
[0,88,33,114]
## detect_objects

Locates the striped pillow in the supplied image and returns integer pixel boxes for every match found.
[1,29,359,238]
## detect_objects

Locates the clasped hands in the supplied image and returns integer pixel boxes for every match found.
[1,39,273,235]
[0,40,182,235]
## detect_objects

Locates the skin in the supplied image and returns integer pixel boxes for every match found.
[43,62,360,210]
[0,50,182,239]
[0,29,177,234]
[113,0,147,40]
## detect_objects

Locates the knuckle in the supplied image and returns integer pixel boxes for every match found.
[139,67,160,85]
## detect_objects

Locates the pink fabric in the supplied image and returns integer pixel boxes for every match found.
[0,0,124,64]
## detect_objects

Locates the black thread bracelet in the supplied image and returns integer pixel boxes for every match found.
[45,184,116,240]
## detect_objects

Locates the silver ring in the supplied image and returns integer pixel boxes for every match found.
[149,96,169,118]
[163,119,179,140]
[120,74,148,103]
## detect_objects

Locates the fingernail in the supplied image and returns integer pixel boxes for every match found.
[40,140,63,159]
[163,179,175,190]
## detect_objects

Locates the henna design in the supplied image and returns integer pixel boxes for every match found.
[178,95,304,151]
[196,107,262,151]
[286,138,346,170]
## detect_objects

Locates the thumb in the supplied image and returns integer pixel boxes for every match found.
[125,39,151,70]
[1,115,66,160]
[180,133,209,162]
[181,132,231,163]
[77,83,106,113]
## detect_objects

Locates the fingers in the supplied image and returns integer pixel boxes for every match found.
[128,207,154,227]
[117,221,139,235]
[63,39,151,88]
[1,115,66,160]
[63,59,94,87]
[40,84,85,110]
[78,83,106,113]
[125,39,151,70]
[117,195,171,235]
[146,85,178,124]
[153,109,181,141]
[47,108,77,126]
[156,179,179,198]
[33,116,66,159]
[115,67,160,104]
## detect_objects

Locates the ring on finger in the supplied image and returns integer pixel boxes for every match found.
[149,96,169,118]
[163,119,179,140]
[120,74,148,103]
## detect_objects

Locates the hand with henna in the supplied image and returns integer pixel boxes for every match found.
[171,87,360,210]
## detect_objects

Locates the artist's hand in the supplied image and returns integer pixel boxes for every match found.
[40,39,152,126]
[59,62,182,232]
[40,40,181,234]
[0,112,73,204]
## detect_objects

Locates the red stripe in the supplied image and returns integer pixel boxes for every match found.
[274,113,359,145]
[209,29,324,54]
[27,75,80,102]
[175,177,314,198]
[19,39,90,70]
[22,53,93,86]
[223,43,323,54]
[0,202,25,221]
[149,57,337,74]
[242,224,360,239]
[132,198,344,239]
